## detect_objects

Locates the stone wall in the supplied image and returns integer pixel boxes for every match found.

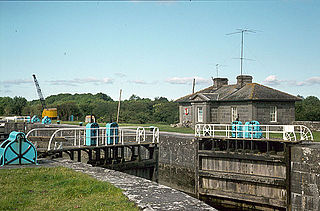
[158,132,196,195]
[216,102,252,124]
[179,104,193,124]
[291,143,320,211]
[253,101,295,125]
[293,121,320,131]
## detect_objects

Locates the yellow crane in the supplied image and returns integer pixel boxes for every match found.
[32,74,58,119]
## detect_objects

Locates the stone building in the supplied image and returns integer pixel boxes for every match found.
[176,75,301,126]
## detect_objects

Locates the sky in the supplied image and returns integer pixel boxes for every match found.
[0,0,319,101]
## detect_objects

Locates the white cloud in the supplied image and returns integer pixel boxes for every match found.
[263,75,282,86]
[1,79,33,86]
[263,75,320,87]
[128,79,148,85]
[305,76,320,85]
[114,72,127,77]
[48,77,113,86]
[165,76,211,85]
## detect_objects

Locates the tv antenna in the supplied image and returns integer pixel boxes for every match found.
[215,64,227,78]
[226,29,256,76]
[209,63,227,79]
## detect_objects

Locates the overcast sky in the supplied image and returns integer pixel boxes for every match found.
[1,1,319,101]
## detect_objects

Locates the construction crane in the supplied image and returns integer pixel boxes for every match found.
[32,74,57,119]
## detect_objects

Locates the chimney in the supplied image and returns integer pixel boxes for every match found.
[236,75,253,88]
[212,77,228,89]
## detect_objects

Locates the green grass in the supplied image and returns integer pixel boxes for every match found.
[0,167,139,211]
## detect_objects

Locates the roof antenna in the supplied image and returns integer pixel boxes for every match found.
[226,29,256,76]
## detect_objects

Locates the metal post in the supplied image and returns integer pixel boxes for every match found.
[116,89,122,124]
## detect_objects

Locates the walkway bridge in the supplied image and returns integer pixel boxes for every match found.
[194,123,314,210]
[26,126,159,181]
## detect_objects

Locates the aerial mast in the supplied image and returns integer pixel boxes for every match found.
[226,29,256,76]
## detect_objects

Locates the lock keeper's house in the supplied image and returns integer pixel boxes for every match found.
[175,75,301,126]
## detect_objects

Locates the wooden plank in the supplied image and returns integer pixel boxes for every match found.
[198,188,287,208]
[199,150,285,163]
[197,137,302,144]
[199,170,287,187]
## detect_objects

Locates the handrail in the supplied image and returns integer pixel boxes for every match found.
[195,124,314,142]
[26,126,160,151]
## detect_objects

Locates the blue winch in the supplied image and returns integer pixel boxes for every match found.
[85,123,99,146]
[31,115,40,123]
[42,116,51,124]
[231,121,243,138]
[106,122,119,145]
[244,121,263,139]
[0,131,37,166]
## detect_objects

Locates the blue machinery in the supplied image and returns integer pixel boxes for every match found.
[42,116,52,124]
[232,120,262,139]
[85,122,120,146]
[106,122,119,145]
[85,123,99,146]
[30,115,51,124]
[31,115,40,123]
[0,131,37,166]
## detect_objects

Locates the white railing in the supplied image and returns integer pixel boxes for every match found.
[26,126,159,151]
[195,124,313,142]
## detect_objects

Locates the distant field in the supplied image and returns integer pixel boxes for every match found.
[0,167,138,211]
[53,120,320,142]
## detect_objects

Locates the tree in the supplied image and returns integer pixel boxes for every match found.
[129,94,141,101]
[295,96,320,121]
[57,101,81,120]
[95,93,113,101]
[11,96,27,115]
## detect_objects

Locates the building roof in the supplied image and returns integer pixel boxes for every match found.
[175,83,301,103]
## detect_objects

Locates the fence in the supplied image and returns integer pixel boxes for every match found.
[26,126,159,151]
[195,124,313,142]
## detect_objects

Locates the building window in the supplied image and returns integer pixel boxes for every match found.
[270,106,277,122]
[231,107,237,122]
[197,107,203,122]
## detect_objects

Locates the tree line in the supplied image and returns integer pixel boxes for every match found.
[0,94,320,124]
[0,93,179,124]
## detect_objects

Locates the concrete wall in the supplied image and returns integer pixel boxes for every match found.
[291,143,320,211]
[158,132,196,195]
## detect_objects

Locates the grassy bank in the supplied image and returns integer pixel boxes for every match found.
[0,167,138,211]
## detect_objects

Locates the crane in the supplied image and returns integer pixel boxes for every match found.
[32,74,46,110]
[32,74,57,119]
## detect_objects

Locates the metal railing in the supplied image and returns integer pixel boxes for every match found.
[26,126,159,151]
[195,124,313,142]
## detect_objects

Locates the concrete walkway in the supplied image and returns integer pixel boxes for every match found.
[32,159,215,211]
